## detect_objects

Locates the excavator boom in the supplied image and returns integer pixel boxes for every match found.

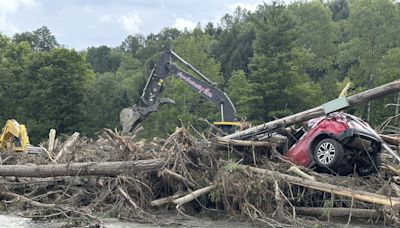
[120,49,237,134]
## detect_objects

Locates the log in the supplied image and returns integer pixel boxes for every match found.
[236,163,400,207]
[380,134,400,146]
[173,184,217,206]
[102,128,138,152]
[117,185,139,209]
[214,138,271,147]
[0,191,57,208]
[48,129,56,153]
[0,158,166,177]
[391,183,400,197]
[54,132,80,162]
[288,166,315,181]
[151,192,186,207]
[158,168,196,188]
[295,207,382,219]
[224,80,400,139]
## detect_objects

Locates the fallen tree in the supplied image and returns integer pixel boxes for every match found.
[295,207,383,219]
[236,163,400,207]
[224,79,400,139]
[0,158,166,177]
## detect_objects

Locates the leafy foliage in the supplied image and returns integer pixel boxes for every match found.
[1,0,400,143]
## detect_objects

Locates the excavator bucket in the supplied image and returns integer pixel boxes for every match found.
[120,106,143,134]
[120,98,175,135]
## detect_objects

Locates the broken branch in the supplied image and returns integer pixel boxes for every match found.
[173,184,217,207]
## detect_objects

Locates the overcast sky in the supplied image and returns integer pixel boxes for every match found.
[0,0,294,50]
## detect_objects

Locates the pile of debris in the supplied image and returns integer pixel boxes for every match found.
[0,121,398,227]
[0,80,399,227]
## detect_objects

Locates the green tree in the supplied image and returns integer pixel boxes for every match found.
[86,46,121,74]
[368,48,400,126]
[13,26,59,51]
[226,70,252,119]
[32,49,94,137]
[345,0,400,120]
[289,1,339,82]
[211,8,255,82]
[248,2,322,122]
[327,0,349,21]
[119,34,145,57]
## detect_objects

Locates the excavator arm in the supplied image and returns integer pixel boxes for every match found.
[120,49,237,134]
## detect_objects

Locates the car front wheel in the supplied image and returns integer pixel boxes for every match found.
[313,138,344,171]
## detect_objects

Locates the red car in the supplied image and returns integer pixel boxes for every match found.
[284,112,382,176]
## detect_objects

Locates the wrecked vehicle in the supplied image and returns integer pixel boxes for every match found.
[284,112,382,176]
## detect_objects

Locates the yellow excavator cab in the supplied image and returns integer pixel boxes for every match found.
[213,121,243,134]
[0,119,30,152]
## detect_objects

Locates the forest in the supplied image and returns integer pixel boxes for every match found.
[1,0,400,144]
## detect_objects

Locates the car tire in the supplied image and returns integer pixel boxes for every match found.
[356,153,381,176]
[313,138,344,171]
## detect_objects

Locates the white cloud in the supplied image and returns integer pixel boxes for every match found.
[0,0,39,34]
[227,2,258,12]
[118,13,141,33]
[173,18,196,31]
[0,14,20,34]
[99,14,114,23]
[0,0,39,14]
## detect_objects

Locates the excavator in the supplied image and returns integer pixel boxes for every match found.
[0,119,30,152]
[120,49,241,134]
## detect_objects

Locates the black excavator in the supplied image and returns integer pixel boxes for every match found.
[120,49,241,134]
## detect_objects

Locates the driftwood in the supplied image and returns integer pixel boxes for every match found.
[288,166,315,181]
[173,184,217,207]
[158,168,196,189]
[238,164,400,207]
[117,185,139,209]
[381,134,400,146]
[151,192,186,207]
[295,207,382,219]
[385,165,400,176]
[0,158,166,177]
[48,129,56,153]
[54,132,80,162]
[102,128,139,152]
[0,191,57,208]
[214,138,271,147]
[224,80,400,139]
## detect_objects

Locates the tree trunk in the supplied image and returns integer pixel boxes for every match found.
[54,132,80,162]
[295,207,382,219]
[0,158,166,177]
[214,138,271,147]
[237,163,400,207]
[396,92,400,131]
[224,79,400,139]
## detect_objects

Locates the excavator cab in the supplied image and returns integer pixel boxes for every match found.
[0,119,30,152]
[213,121,243,134]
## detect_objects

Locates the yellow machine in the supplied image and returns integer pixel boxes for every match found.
[339,82,352,97]
[0,119,30,152]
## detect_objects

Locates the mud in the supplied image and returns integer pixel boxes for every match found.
[0,213,392,228]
